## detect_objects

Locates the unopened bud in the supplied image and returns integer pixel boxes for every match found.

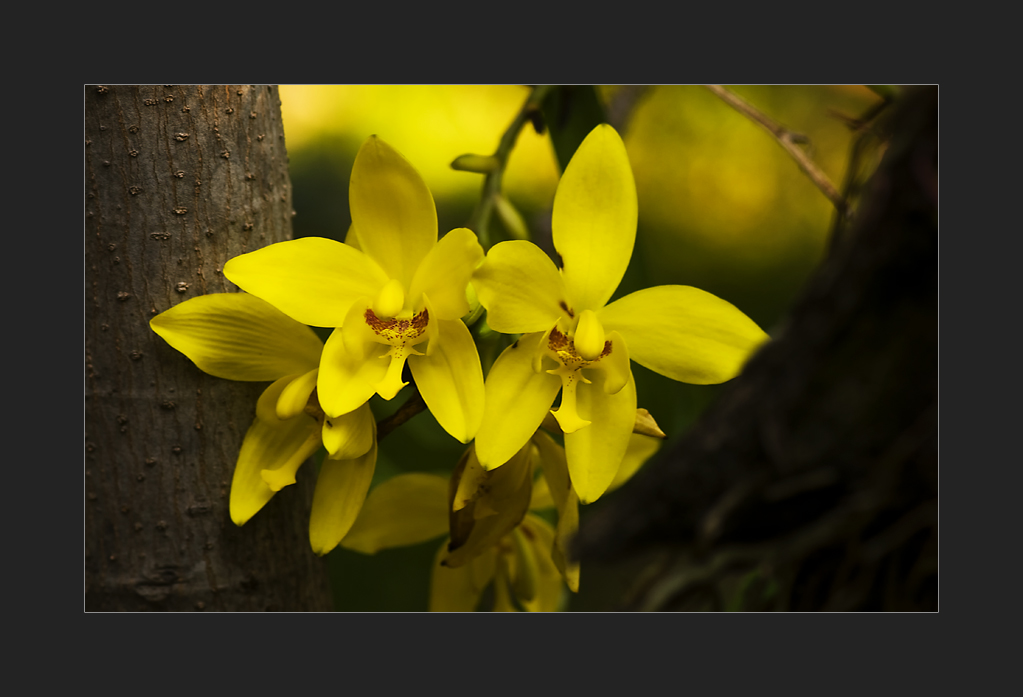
[451,154,500,173]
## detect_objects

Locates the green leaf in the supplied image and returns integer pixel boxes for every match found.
[541,86,608,172]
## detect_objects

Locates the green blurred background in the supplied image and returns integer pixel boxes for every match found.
[277,85,881,611]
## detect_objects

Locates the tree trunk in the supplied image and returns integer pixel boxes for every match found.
[577,86,938,611]
[85,85,333,611]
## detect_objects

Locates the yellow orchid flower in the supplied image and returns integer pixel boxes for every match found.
[223,136,485,443]
[471,124,768,504]
[340,427,661,611]
[150,292,377,555]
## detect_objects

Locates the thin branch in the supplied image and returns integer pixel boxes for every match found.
[376,388,426,441]
[704,85,847,217]
[464,85,555,248]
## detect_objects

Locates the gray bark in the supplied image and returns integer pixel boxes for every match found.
[85,85,333,611]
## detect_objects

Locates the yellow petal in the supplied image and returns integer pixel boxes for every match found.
[606,432,662,494]
[349,136,438,289]
[308,430,378,556]
[255,374,299,423]
[322,402,375,461]
[341,473,450,554]
[408,227,484,321]
[259,431,321,493]
[223,237,389,327]
[276,368,318,420]
[150,293,322,381]
[471,240,567,334]
[552,124,638,312]
[408,318,484,443]
[599,285,769,384]
[230,381,322,525]
[429,542,497,612]
[473,333,562,470]
[564,371,637,504]
[317,326,389,418]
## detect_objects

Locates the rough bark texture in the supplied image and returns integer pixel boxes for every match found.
[577,86,938,611]
[85,85,333,611]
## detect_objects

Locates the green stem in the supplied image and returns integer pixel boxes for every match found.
[466,85,555,249]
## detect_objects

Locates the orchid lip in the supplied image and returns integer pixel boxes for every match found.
[364,307,430,399]
[542,325,615,434]
[364,306,429,343]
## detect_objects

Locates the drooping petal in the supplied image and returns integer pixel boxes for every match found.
[322,402,375,461]
[471,240,567,334]
[230,381,322,525]
[308,430,378,556]
[473,333,562,470]
[599,285,769,384]
[340,473,450,554]
[564,370,637,504]
[150,293,322,381]
[408,317,484,443]
[532,429,580,591]
[255,374,298,422]
[276,368,318,420]
[317,326,389,418]
[606,432,662,495]
[408,227,484,320]
[349,136,438,289]
[223,237,389,328]
[429,542,497,612]
[552,124,638,312]
[258,429,322,493]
